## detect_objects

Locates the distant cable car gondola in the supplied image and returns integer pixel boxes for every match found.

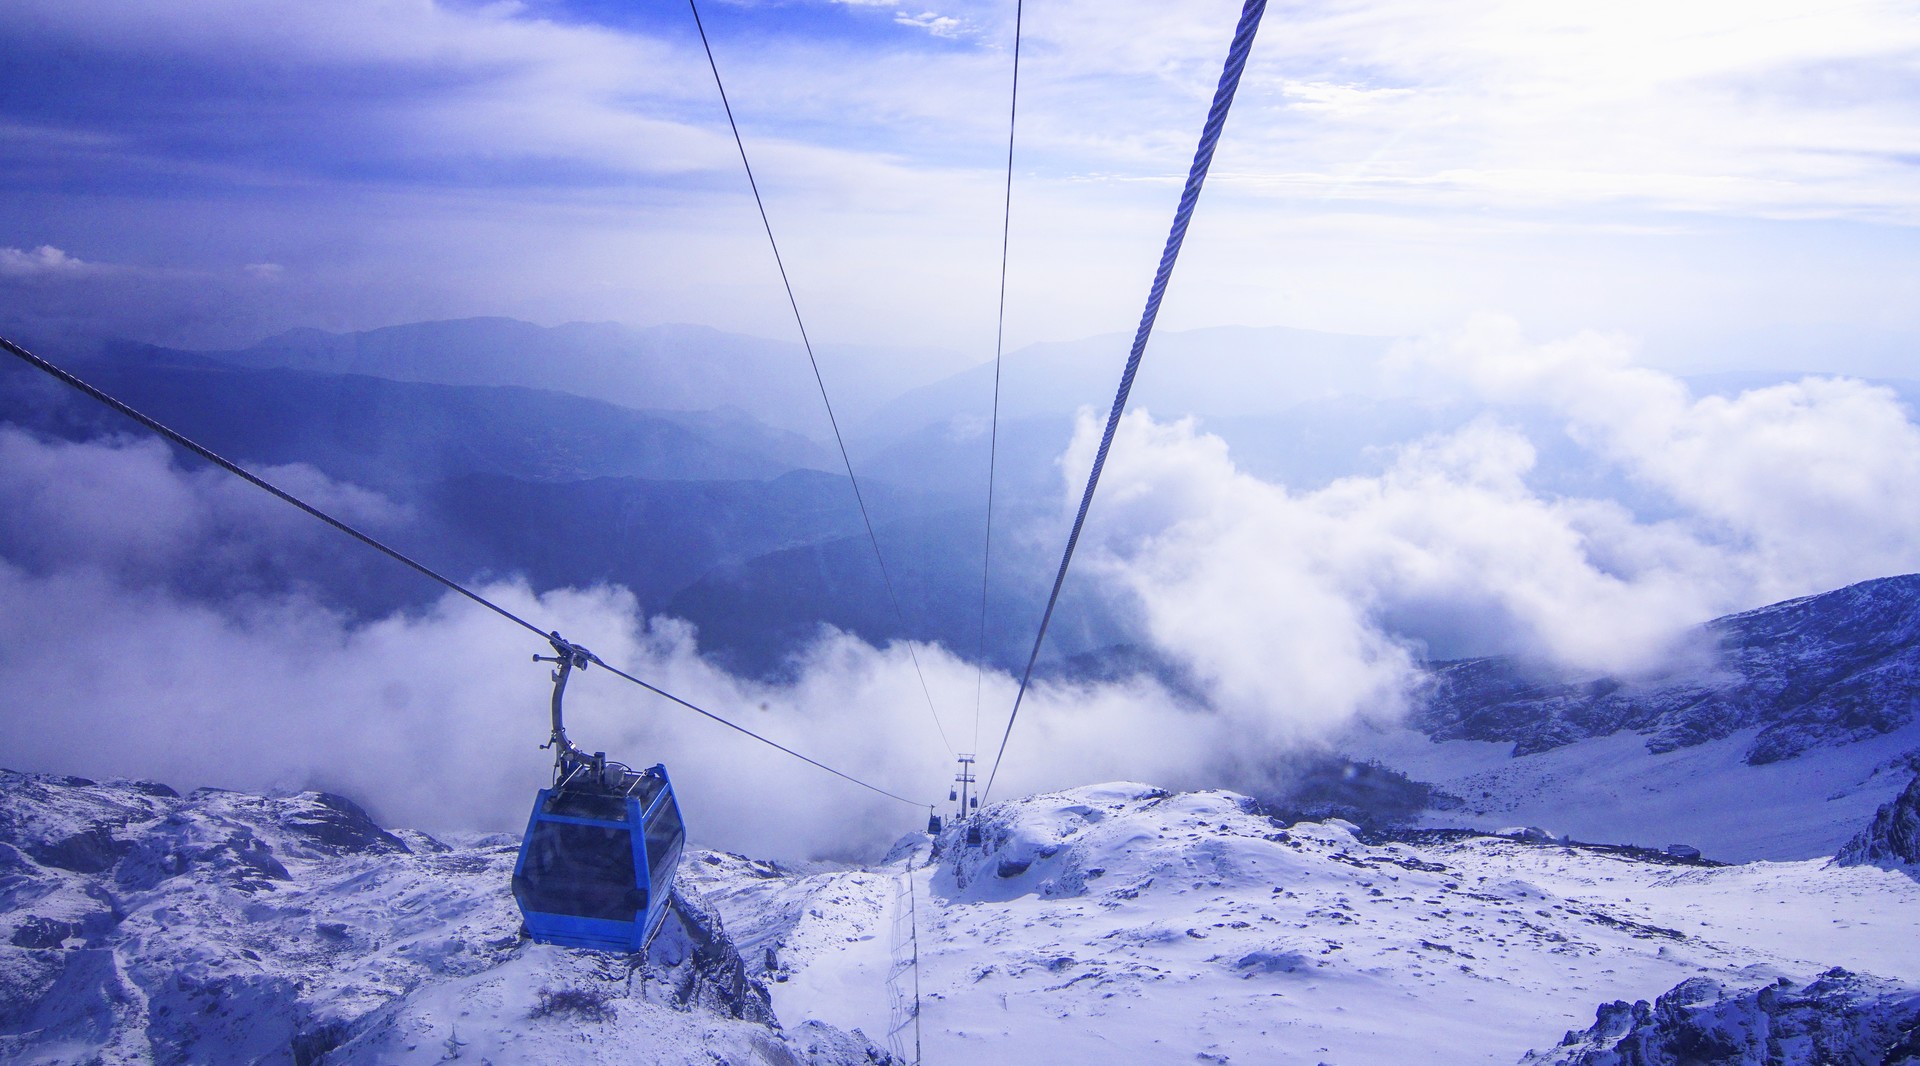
[512,634,685,952]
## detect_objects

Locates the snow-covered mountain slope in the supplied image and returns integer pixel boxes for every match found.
[1837,770,1920,868]
[682,852,902,1051]
[1415,574,1920,765]
[0,771,890,1065]
[1331,575,1920,862]
[696,783,1920,1066]
[1343,719,1920,862]
[1523,969,1920,1066]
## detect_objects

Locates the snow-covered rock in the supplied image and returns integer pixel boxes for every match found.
[1415,574,1920,765]
[1346,574,1920,861]
[1522,969,1920,1066]
[1835,771,1920,868]
[0,770,892,1065]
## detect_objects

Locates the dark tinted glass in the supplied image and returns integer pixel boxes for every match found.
[518,820,643,921]
[543,790,629,822]
[643,797,686,893]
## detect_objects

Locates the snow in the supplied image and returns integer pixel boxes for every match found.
[1342,720,1920,862]
[697,782,1920,1066]
[682,853,898,1049]
[8,770,1918,1064]
[0,773,889,1065]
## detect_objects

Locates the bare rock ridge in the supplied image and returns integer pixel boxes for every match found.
[1836,770,1920,867]
[1416,573,1920,764]
[1521,970,1920,1066]
[0,770,893,1065]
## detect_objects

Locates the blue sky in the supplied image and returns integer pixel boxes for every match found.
[2,0,1918,374]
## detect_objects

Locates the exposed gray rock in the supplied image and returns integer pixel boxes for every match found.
[650,882,775,1023]
[1522,969,1920,1066]
[1836,771,1920,867]
[274,792,411,857]
[1417,574,1920,765]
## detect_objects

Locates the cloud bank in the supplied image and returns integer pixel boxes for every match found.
[4,319,1919,859]
[1081,316,1920,698]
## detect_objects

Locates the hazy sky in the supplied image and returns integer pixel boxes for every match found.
[3,0,1918,373]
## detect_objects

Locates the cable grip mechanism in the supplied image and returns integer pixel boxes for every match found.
[533,632,594,769]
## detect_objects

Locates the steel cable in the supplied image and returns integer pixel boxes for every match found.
[981,0,1268,801]
[688,0,956,757]
[973,0,1024,759]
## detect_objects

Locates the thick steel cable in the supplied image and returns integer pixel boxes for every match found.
[688,0,955,757]
[974,0,1023,756]
[1,337,929,808]
[981,0,1268,801]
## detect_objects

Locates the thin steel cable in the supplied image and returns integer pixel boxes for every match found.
[981,0,1268,801]
[973,0,1023,757]
[1,336,929,808]
[1,337,550,639]
[587,656,926,806]
[688,0,954,756]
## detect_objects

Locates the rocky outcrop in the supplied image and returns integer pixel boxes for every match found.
[1836,771,1920,867]
[0,770,892,1065]
[1523,969,1920,1066]
[1416,574,1920,765]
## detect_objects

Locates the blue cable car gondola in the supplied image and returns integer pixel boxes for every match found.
[512,635,686,952]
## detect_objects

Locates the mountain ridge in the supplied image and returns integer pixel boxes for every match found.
[1415,573,1920,766]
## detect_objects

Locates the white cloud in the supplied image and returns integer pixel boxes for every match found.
[6,0,1919,355]
[0,429,1216,857]
[1279,80,1416,116]
[894,12,967,39]
[0,429,407,583]
[1073,317,1920,706]
[1401,315,1920,602]
[0,245,101,278]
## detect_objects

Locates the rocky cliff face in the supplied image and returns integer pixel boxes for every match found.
[1523,969,1920,1066]
[0,770,891,1065]
[1836,771,1920,868]
[1415,574,1920,765]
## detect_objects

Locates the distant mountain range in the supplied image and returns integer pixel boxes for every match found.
[7,315,1920,680]
[9,317,1408,674]
[208,317,974,437]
